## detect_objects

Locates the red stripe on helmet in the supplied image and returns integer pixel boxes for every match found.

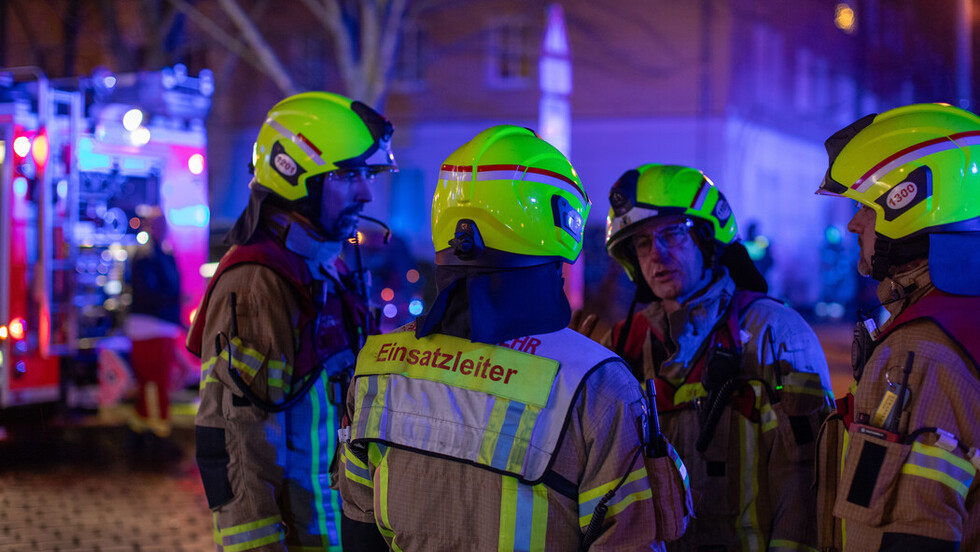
[852,130,980,190]
[440,163,586,200]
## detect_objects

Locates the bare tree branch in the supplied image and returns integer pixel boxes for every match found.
[216,0,299,95]
[166,0,292,93]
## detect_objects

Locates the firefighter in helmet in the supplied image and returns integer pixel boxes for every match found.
[594,164,833,551]
[338,126,692,551]
[187,91,396,551]
[815,103,980,551]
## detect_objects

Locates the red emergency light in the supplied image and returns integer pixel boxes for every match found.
[8,317,26,340]
[31,131,48,169]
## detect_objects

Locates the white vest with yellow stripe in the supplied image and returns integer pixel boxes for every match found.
[348,328,618,483]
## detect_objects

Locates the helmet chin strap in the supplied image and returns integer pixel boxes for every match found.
[871,233,930,281]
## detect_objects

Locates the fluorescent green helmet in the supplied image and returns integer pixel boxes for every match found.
[432,125,590,266]
[817,103,980,293]
[606,164,736,283]
[251,91,396,202]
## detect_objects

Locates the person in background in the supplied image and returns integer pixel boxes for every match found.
[338,126,692,551]
[186,91,396,551]
[126,207,183,457]
[576,163,834,551]
[814,103,980,552]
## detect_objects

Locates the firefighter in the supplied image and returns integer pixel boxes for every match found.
[338,126,692,551]
[125,207,182,454]
[186,91,396,551]
[591,164,834,551]
[814,103,980,551]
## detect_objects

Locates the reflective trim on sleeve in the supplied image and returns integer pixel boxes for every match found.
[769,538,819,551]
[343,445,374,487]
[674,382,707,406]
[759,402,778,433]
[201,356,219,388]
[781,372,834,400]
[667,443,690,490]
[266,359,292,392]
[226,336,265,380]
[215,515,284,552]
[578,468,650,528]
[901,441,977,498]
[499,476,549,551]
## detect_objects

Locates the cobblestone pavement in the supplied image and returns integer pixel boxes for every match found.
[0,322,855,552]
[0,422,213,552]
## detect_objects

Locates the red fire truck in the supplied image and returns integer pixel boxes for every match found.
[0,65,212,413]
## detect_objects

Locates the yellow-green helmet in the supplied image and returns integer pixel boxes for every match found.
[606,164,737,283]
[432,125,590,266]
[817,103,980,292]
[251,91,396,202]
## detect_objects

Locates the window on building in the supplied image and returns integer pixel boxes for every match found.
[392,21,427,91]
[488,17,533,88]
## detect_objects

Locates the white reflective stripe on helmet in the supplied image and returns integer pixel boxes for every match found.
[607,206,661,239]
[440,164,587,203]
[852,131,980,193]
[266,118,327,166]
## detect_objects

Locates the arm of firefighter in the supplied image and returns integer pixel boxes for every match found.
[196,265,302,552]
[576,360,667,551]
[761,317,834,552]
[338,441,389,551]
[870,334,980,551]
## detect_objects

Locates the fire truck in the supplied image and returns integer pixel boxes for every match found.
[0,65,212,413]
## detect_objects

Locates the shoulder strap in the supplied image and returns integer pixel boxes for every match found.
[879,289,980,371]
[186,232,314,356]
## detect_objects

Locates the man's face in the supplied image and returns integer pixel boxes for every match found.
[847,203,877,277]
[633,216,709,303]
[319,168,375,240]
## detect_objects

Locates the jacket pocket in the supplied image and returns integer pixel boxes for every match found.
[644,442,695,542]
[815,412,845,551]
[832,424,911,526]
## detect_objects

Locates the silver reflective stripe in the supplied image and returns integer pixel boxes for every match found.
[350,328,614,481]
[266,118,326,166]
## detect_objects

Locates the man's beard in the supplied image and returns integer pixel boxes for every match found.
[324,205,363,241]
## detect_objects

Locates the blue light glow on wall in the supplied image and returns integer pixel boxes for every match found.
[168,204,210,227]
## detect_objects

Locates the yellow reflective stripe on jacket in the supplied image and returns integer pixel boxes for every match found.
[478,399,511,465]
[736,415,764,550]
[780,372,833,401]
[499,476,548,551]
[674,382,707,406]
[343,444,373,487]
[201,356,219,389]
[226,337,264,380]
[375,451,401,551]
[750,381,779,433]
[267,358,292,392]
[578,466,652,528]
[215,514,283,552]
[759,401,778,433]
[901,441,977,498]
[769,538,819,551]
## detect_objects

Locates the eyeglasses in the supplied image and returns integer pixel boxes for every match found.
[325,167,379,184]
[632,219,694,257]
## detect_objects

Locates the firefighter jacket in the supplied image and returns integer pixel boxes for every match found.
[339,325,694,551]
[604,272,834,552]
[816,263,980,552]
[187,214,373,552]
